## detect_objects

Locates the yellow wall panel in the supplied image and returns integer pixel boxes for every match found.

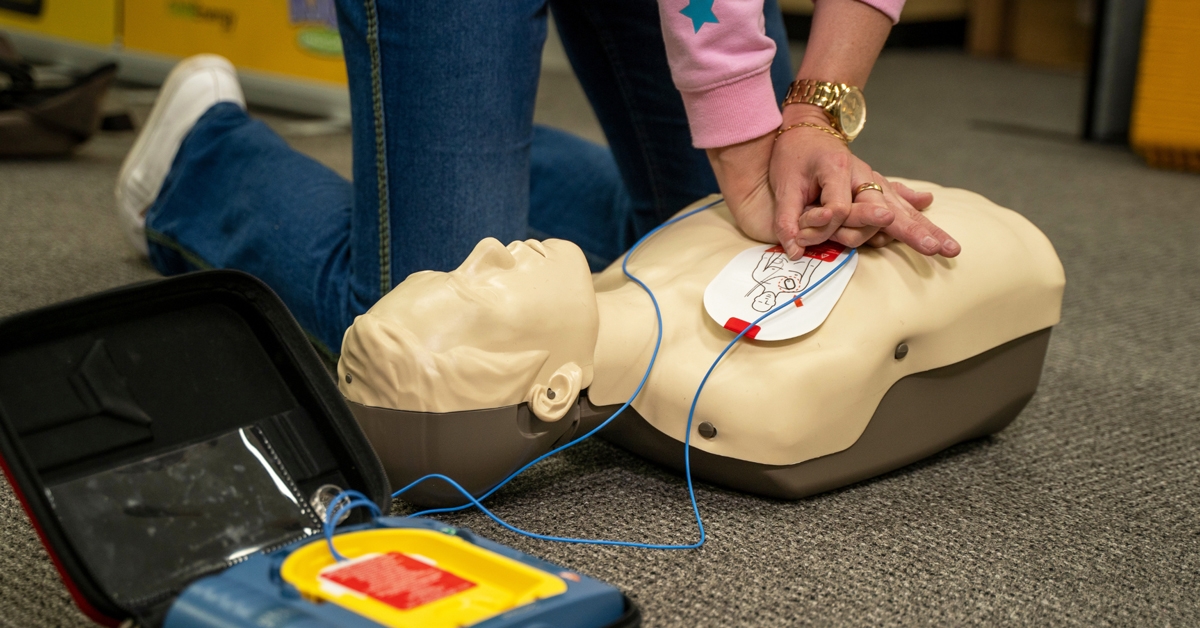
[0,0,118,47]
[1130,0,1200,171]
[123,0,347,86]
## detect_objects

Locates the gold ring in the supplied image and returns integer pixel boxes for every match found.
[854,182,884,197]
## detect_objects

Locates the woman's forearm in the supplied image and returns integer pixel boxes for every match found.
[802,0,894,88]
[786,0,893,124]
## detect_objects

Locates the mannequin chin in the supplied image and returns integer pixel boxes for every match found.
[338,179,1064,497]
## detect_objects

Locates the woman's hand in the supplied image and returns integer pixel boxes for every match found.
[861,174,960,256]
[706,132,777,243]
[707,111,961,259]
[706,112,892,252]
[768,105,896,258]
[773,119,962,258]
[702,0,964,259]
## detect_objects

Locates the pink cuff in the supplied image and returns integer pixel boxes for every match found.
[849,0,904,23]
[680,68,783,149]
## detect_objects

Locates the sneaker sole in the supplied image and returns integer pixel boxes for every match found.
[115,54,243,235]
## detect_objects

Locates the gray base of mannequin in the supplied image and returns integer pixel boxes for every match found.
[350,328,1051,508]
[349,399,583,508]
[591,328,1053,499]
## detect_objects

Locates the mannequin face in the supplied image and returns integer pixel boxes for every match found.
[388,239,587,352]
[339,238,598,420]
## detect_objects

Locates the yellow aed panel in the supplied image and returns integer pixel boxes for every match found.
[122,0,348,86]
[0,0,119,47]
[280,529,568,628]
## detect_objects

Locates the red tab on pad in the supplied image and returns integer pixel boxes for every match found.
[723,317,761,339]
[762,242,843,261]
[802,241,845,262]
[320,552,476,611]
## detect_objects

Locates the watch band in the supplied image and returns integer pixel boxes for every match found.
[783,79,851,116]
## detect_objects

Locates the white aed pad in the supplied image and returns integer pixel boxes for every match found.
[703,242,857,341]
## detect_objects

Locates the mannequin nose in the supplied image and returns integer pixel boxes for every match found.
[461,237,517,273]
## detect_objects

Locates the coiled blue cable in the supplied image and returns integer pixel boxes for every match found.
[323,198,858,556]
[322,489,382,561]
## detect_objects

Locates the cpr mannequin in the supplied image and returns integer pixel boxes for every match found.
[339,180,1064,506]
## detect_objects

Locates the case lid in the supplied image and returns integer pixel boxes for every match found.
[0,270,390,626]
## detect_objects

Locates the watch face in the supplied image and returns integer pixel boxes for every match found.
[838,87,866,140]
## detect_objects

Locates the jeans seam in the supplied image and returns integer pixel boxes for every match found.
[144,228,338,361]
[574,4,669,219]
[146,228,215,270]
[365,0,391,297]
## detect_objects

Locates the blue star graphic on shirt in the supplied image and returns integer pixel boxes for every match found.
[680,0,718,33]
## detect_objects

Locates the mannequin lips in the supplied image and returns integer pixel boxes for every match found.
[464,239,555,278]
[519,240,548,257]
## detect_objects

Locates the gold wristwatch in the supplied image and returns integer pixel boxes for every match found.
[783,79,867,142]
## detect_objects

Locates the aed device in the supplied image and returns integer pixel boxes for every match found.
[165,518,633,628]
[0,271,638,628]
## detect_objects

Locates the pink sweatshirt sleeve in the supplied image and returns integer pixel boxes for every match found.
[858,0,905,22]
[660,0,905,148]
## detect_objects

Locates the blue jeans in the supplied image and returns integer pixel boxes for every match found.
[145,0,793,356]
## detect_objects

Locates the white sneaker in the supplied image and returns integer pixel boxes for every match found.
[115,54,245,256]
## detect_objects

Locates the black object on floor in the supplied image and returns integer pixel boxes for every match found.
[0,34,118,158]
[100,112,135,132]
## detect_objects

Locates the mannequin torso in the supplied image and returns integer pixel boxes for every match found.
[589,180,1063,465]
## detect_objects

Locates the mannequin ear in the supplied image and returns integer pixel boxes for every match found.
[528,362,583,422]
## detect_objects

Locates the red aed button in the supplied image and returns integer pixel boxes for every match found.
[320,552,476,611]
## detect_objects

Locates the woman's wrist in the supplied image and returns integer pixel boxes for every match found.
[707,132,773,178]
[781,102,836,130]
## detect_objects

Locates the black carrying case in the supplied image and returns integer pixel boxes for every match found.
[0,270,391,627]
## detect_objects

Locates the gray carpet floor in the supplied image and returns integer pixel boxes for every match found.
[1,45,1198,627]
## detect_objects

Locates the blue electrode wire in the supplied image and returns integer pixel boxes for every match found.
[322,198,858,556]
[323,489,382,561]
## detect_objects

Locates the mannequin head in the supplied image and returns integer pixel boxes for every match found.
[338,238,599,421]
